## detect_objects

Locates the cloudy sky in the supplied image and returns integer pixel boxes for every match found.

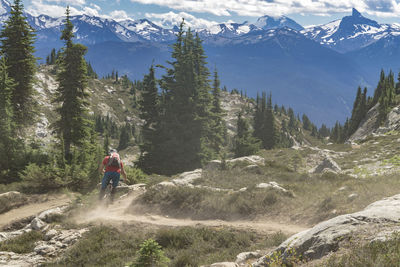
[22,0,400,28]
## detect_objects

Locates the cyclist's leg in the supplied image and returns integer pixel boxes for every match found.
[99,172,112,200]
[110,172,121,202]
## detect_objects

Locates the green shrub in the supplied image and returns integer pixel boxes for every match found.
[131,239,169,267]
[19,163,65,193]
[125,167,147,185]
[0,231,43,253]
[324,233,400,267]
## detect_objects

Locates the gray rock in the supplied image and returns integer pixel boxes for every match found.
[228,155,265,166]
[38,207,65,223]
[236,251,262,263]
[34,244,56,256]
[209,263,239,267]
[243,164,262,174]
[253,193,400,266]
[30,218,46,231]
[256,182,292,196]
[44,229,58,241]
[311,157,341,174]
[172,169,202,186]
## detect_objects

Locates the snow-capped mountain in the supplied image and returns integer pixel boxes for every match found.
[303,8,400,52]
[198,15,303,40]
[119,19,176,42]
[254,15,304,31]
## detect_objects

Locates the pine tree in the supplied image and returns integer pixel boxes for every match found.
[263,92,277,149]
[154,22,213,174]
[208,69,226,157]
[103,132,110,155]
[372,69,386,106]
[118,123,131,151]
[137,65,161,172]
[54,7,91,161]
[234,112,260,157]
[50,48,56,65]
[0,57,19,182]
[302,114,311,131]
[0,0,37,127]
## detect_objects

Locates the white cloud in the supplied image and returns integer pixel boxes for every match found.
[44,0,86,6]
[109,10,130,21]
[131,0,400,18]
[26,0,82,17]
[146,11,218,29]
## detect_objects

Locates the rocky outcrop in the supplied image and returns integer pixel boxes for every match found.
[228,155,265,166]
[348,103,379,142]
[204,155,265,171]
[0,205,88,266]
[349,104,400,142]
[172,169,203,186]
[256,182,293,197]
[253,193,400,266]
[310,157,341,174]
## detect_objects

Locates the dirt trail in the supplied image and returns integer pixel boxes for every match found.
[0,194,73,229]
[75,193,307,235]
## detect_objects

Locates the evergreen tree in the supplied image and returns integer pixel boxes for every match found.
[234,112,260,157]
[151,22,215,174]
[263,92,277,149]
[50,48,56,65]
[137,65,161,172]
[103,132,110,155]
[118,123,131,151]
[302,114,311,131]
[0,0,37,126]
[208,69,225,157]
[54,7,91,161]
[0,57,19,182]
[319,124,330,138]
[372,69,386,106]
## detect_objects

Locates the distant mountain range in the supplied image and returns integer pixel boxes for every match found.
[0,0,399,125]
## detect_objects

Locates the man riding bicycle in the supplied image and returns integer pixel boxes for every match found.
[98,149,127,202]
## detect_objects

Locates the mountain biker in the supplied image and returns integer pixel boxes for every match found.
[98,149,127,202]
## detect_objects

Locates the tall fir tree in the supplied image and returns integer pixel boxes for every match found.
[0,57,20,182]
[153,21,215,174]
[54,7,91,161]
[0,0,37,127]
[234,112,260,157]
[137,65,161,172]
[264,93,277,149]
[208,69,226,158]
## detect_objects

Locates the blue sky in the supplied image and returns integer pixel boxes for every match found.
[22,0,400,28]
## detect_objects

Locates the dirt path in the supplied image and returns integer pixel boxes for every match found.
[0,194,73,229]
[75,193,307,235]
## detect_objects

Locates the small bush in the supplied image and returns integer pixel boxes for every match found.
[125,167,147,185]
[19,163,65,193]
[324,233,400,267]
[0,231,43,253]
[131,239,169,267]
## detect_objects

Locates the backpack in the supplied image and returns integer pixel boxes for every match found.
[107,152,121,168]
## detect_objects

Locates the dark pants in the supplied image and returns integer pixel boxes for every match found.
[99,172,120,202]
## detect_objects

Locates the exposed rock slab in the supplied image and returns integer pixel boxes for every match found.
[253,193,400,266]
[228,155,265,166]
[172,169,203,186]
[310,157,341,174]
